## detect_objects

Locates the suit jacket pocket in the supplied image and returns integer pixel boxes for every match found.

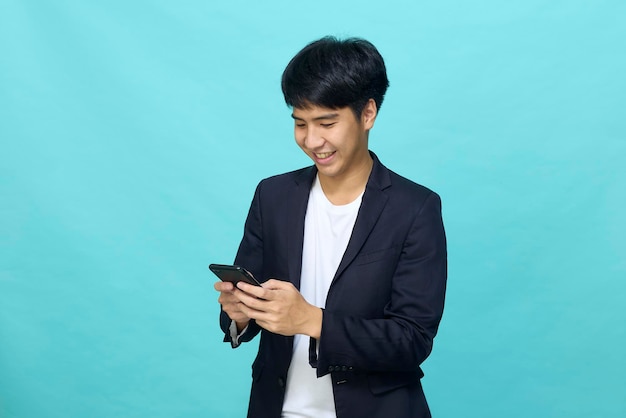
[353,246,399,266]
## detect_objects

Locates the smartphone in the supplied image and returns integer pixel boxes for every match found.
[209,264,261,286]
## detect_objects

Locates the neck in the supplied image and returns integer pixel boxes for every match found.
[318,152,373,205]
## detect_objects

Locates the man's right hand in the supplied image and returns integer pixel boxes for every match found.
[214,281,250,332]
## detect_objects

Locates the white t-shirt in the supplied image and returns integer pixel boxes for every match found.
[282,175,363,418]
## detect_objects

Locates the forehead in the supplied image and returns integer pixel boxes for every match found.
[291,105,353,121]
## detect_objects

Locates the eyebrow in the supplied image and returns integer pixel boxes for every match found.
[291,112,339,121]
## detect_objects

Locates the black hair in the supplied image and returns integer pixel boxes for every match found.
[281,36,390,118]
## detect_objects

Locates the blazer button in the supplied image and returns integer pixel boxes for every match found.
[328,366,334,372]
[341,366,347,371]
[278,377,285,388]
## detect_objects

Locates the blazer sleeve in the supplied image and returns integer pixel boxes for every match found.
[313,191,447,375]
[219,182,265,347]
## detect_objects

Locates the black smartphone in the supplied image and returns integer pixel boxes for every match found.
[209,264,261,286]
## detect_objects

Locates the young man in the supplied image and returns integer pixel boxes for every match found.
[214,36,447,418]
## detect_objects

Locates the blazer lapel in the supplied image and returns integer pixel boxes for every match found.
[285,153,391,287]
[334,153,391,282]
[287,166,316,289]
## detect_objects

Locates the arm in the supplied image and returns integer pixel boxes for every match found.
[315,192,447,375]
[218,182,265,346]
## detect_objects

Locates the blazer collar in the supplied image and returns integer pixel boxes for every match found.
[334,152,390,281]
[287,151,391,288]
[287,165,316,289]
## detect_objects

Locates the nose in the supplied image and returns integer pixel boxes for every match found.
[303,125,325,149]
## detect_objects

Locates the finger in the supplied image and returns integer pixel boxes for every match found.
[237,281,271,299]
[261,279,290,290]
[222,304,250,324]
[214,281,235,292]
[237,300,268,321]
[236,289,271,311]
[218,292,239,305]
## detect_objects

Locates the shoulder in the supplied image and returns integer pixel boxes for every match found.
[252,165,315,199]
[370,153,440,209]
[388,168,435,196]
[387,170,442,221]
[258,166,312,187]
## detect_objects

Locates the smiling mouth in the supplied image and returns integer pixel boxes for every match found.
[315,152,335,159]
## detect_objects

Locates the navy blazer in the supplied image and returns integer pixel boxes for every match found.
[220,152,447,418]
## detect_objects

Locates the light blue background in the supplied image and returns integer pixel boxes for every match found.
[1,1,625,417]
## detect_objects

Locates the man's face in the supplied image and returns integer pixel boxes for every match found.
[291,101,376,183]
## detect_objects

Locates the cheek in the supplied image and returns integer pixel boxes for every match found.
[294,131,306,148]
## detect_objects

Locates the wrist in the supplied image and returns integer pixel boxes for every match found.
[307,307,323,339]
[235,320,249,333]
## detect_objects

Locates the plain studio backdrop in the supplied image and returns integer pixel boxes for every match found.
[1,1,624,417]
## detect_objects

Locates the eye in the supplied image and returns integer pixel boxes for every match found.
[320,123,336,128]
[295,123,306,128]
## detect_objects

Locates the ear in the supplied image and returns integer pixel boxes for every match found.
[361,98,378,130]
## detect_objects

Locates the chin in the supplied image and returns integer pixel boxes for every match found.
[317,168,341,178]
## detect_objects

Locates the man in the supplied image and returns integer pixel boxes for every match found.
[214,36,447,418]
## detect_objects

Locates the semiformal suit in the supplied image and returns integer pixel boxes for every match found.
[220,152,447,418]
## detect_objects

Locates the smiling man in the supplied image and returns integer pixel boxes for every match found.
[214,36,447,418]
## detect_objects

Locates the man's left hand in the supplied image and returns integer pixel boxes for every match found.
[235,279,322,338]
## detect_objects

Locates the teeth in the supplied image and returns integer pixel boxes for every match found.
[316,152,333,159]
